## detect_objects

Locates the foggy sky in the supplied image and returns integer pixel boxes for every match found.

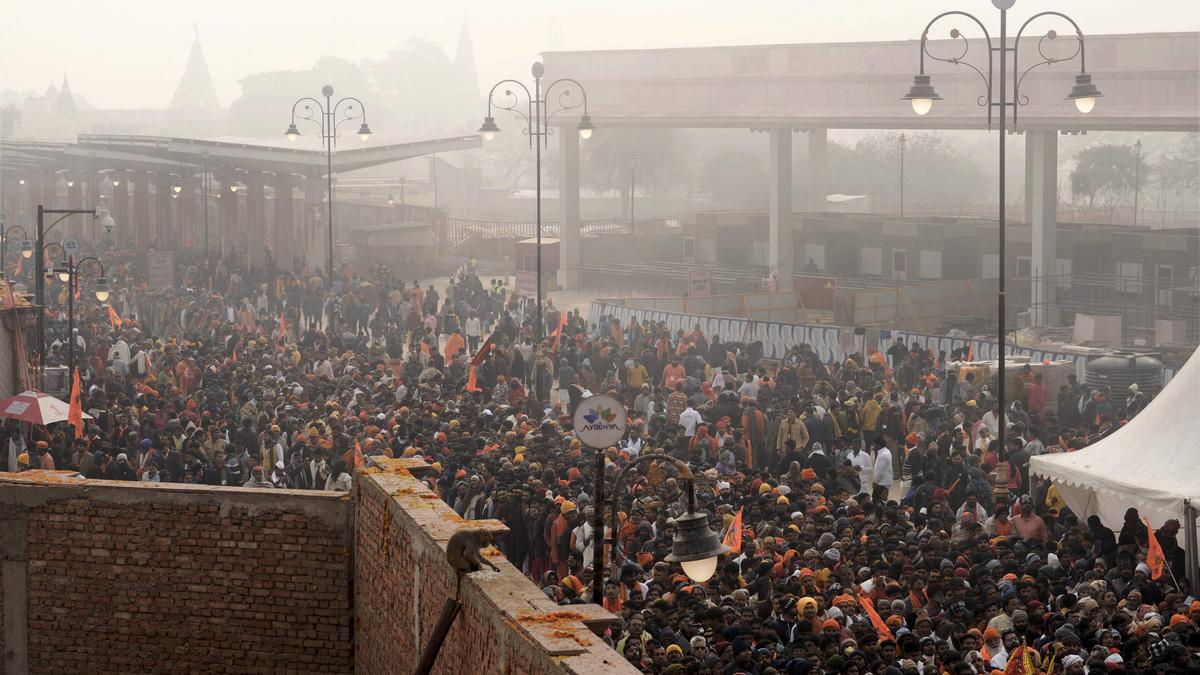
[2,0,1198,111]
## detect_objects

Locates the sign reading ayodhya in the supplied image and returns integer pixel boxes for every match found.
[572,394,627,448]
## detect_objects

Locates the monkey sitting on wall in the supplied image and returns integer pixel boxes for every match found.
[446,528,500,577]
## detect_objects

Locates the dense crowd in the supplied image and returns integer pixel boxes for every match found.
[2,248,1196,675]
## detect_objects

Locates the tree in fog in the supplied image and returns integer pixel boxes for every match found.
[228,57,373,138]
[0,105,20,137]
[827,132,987,204]
[583,129,678,218]
[369,37,474,136]
[698,147,768,209]
[1151,133,1199,224]
[1069,143,1147,214]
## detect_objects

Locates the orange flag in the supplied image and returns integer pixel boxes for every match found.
[342,439,365,469]
[465,365,480,392]
[68,369,84,440]
[722,507,743,554]
[14,254,22,276]
[1144,516,1165,580]
[278,311,288,341]
[231,349,238,363]
[107,304,123,329]
[858,593,894,640]
[550,310,568,352]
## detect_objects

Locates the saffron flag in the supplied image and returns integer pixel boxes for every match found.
[1144,516,1165,580]
[107,304,123,329]
[466,365,480,392]
[550,310,568,352]
[470,333,496,367]
[13,254,22,276]
[722,507,743,554]
[278,311,288,341]
[342,439,365,469]
[68,369,84,440]
[858,594,894,640]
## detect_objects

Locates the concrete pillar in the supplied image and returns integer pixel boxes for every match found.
[246,173,266,271]
[557,129,581,290]
[274,176,296,274]
[768,128,794,287]
[303,178,326,274]
[133,174,151,248]
[220,176,239,266]
[1027,130,1058,326]
[154,175,173,250]
[111,178,129,248]
[806,128,828,212]
[177,177,197,250]
[39,172,59,213]
[67,177,84,239]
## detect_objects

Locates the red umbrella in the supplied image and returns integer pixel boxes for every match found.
[0,390,92,426]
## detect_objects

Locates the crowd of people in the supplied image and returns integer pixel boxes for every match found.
[2,247,1196,675]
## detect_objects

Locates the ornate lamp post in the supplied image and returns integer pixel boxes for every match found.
[50,254,108,388]
[902,0,1101,464]
[479,62,593,399]
[284,86,372,278]
[1,225,33,280]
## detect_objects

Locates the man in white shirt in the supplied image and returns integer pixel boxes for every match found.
[679,404,702,438]
[871,437,893,503]
[465,313,483,353]
[851,445,874,496]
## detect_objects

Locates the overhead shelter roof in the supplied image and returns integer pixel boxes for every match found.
[542,32,1200,132]
[2,133,481,178]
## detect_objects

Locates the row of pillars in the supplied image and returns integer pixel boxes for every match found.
[0,170,334,274]
[555,126,1059,327]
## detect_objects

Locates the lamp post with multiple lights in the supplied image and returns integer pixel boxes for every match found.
[35,206,115,378]
[478,62,593,399]
[48,253,108,389]
[902,0,1101,466]
[284,85,372,278]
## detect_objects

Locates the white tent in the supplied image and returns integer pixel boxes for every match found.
[1030,347,1199,588]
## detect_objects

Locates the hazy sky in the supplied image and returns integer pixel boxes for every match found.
[2,0,1198,110]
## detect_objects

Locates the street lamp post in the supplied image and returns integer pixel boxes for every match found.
[629,153,637,233]
[903,0,1101,466]
[1134,138,1142,226]
[35,205,114,378]
[51,255,108,395]
[1,225,33,280]
[898,134,907,218]
[284,85,372,279]
[479,62,593,399]
[588,452,729,605]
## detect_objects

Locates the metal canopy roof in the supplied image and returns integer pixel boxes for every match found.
[2,133,481,177]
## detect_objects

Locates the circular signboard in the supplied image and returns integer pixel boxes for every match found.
[572,394,628,449]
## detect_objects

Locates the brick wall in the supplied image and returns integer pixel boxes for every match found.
[354,459,636,675]
[0,472,353,674]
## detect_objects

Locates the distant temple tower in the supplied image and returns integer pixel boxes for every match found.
[167,27,222,138]
[56,74,78,121]
[454,19,480,122]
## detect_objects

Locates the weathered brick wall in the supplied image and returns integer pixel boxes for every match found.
[0,472,353,674]
[355,459,636,675]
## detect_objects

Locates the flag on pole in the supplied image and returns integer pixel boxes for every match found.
[858,594,894,641]
[107,304,123,329]
[1144,516,1165,580]
[278,311,288,341]
[342,439,365,469]
[465,365,480,392]
[470,333,496,367]
[721,507,743,554]
[550,310,568,352]
[68,369,84,440]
